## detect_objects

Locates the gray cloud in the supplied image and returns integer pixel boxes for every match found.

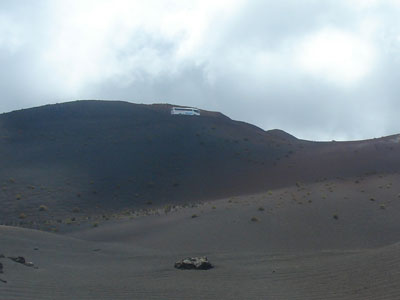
[1,0,400,141]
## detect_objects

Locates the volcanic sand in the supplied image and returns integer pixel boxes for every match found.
[2,173,400,299]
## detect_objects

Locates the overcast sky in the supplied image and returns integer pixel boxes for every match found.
[1,0,400,140]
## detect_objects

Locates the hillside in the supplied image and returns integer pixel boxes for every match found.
[1,100,400,226]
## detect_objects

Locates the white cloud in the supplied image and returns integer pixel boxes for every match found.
[296,28,376,86]
[35,0,243,92]
[0,13,24,53]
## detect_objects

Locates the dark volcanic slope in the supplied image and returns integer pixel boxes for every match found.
[1,100,400,223]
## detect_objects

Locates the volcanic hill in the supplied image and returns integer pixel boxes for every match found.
[1,100,400,225]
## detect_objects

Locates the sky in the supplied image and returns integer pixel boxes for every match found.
[1,0,400,141]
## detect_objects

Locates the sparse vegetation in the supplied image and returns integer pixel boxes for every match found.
[19,213,26,219]
[72,207,80,213]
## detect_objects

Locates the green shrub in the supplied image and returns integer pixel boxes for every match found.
[164,205,172,213]
[38,205,48,212]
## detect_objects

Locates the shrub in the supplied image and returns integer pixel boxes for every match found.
[93,222,99,227]
[147,182,155,188]
[72,207,80,213]
[333,214,339,220]
[191,214,198,218]
[258,207,265,211]
[164,205,172,213]
[19,213,26,219]
[251,216,259,222]
[38,205,48,212]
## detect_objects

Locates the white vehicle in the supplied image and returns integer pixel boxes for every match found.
[171,107,200,116]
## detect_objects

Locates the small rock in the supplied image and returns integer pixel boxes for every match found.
[25,262,34,267]
[9,256,26,264]
[0,263,3,273]
[174,256,213,270]
[9,256,35,268]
